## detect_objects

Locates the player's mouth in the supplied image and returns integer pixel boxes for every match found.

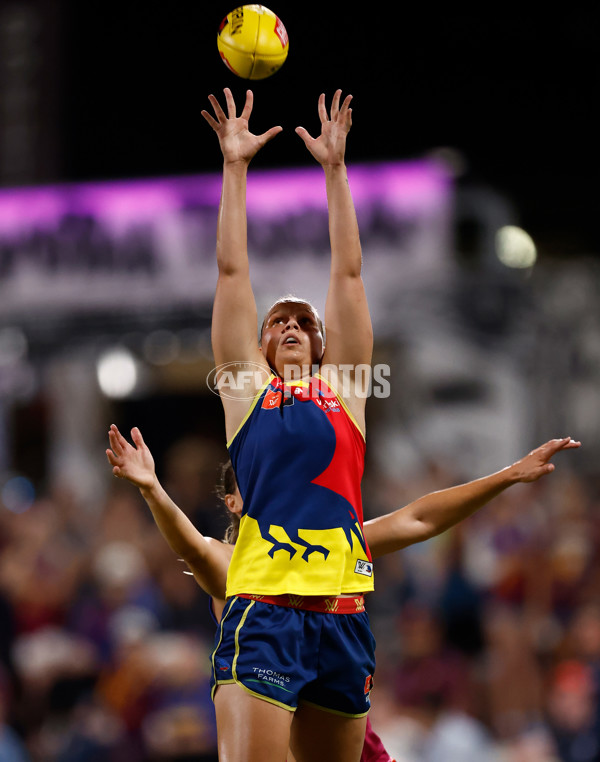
[282,335,300,346]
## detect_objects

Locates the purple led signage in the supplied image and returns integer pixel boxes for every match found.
[0,161,452,316]
[0,161,450,235]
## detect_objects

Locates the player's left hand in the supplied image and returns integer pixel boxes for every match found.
[296,90,352,167]
[509,437,581,483]
[106,424,157,490]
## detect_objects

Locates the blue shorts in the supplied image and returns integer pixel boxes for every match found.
[210,596,376,716]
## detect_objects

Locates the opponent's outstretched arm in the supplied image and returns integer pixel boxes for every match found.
[106,424,230,599]
[107,429,580,593]
[365,437,581,559]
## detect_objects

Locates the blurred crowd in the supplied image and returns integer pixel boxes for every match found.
[0,430,598,761]
[364,455,600,762]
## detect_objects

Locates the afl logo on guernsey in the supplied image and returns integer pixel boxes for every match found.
[354,560,373,577]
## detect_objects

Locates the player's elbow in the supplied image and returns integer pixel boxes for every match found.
[216,260,249,279]
[407,515,440,544]
[330,262,364,281]
[387,513,438,549]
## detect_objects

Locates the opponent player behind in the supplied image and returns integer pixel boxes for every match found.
[106,425,580,762]
[201,86,375,762]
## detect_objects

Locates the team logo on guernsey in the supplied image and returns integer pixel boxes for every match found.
[261,388,294,410]
[354,560,373,578]
[364,674,374,703]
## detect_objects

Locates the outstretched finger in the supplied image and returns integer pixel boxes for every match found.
[131,427,145,450]
[106,448,119,468]
[340,94,353,124]
[330,89,342,120]
[108,424,126,455]
[538,437,581,462]
[240,89,254,122]
[548,436,581,454]
[317,93,328,123]
[223,87,237,119]
[340,93,353,112]
[207,93,226,123]
[201,109,220,131]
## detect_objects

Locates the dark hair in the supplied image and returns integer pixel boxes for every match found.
[215,460,240,544]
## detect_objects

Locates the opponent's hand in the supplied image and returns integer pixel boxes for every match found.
[106,424,156,490]
[509,437,581,483]
[201,88,282,165]
[295,89,352,167]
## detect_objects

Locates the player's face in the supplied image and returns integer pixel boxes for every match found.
[260,302,324,378]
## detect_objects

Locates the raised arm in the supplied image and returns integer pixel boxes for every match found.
[202,88,281,369]
[296,91,373,404]
[364,437,581,559]
[106,424,230,600]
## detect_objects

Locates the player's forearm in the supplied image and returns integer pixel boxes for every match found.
[216,161,251,276]
[407,466,520,536]
[139,478,207,562]
[324,163,363,277]
[140,479,231,599]
[367,466,520,558]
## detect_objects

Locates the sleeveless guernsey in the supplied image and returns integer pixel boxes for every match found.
[226,374,373,597]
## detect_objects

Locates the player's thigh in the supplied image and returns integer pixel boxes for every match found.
[214,683,294,762]
[290,702,367,762]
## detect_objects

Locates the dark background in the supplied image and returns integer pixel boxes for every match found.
[59,3,599,255]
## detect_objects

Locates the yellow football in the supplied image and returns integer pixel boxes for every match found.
[217,5,289,80]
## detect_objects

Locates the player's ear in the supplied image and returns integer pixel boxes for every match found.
[225,493,243,517]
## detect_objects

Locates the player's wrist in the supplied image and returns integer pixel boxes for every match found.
[139,474,162,499]
[322,160,347,174]
[223,157,250,171]
[499,463,522,485]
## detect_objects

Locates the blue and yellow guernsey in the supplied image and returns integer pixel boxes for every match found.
[226,374,374,598]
